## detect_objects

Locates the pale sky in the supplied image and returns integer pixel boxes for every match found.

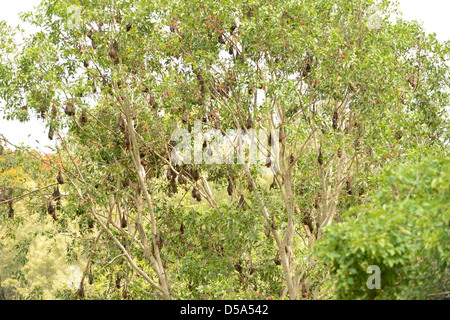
[0,0,449,153]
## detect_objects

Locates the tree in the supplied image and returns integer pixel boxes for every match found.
[0,146,70,299]
[314,155,449,300]
[0,0,449,299]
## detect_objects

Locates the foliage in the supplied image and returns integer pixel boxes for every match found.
[315,154,449,299]
[0,148,82,299]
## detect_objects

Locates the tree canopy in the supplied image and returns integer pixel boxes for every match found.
[0,0,449,300]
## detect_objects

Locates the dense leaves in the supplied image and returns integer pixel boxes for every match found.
[315,156,449,299]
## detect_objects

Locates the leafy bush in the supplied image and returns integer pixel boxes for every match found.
[315,155,449,299]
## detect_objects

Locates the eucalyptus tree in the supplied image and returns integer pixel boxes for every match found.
[0,0,448,300]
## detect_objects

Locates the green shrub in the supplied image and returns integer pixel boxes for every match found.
[315,155,449,299]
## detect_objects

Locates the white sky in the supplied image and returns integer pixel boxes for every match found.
[0,0,449,153]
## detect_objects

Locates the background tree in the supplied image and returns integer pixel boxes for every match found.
[0,145,77,299]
